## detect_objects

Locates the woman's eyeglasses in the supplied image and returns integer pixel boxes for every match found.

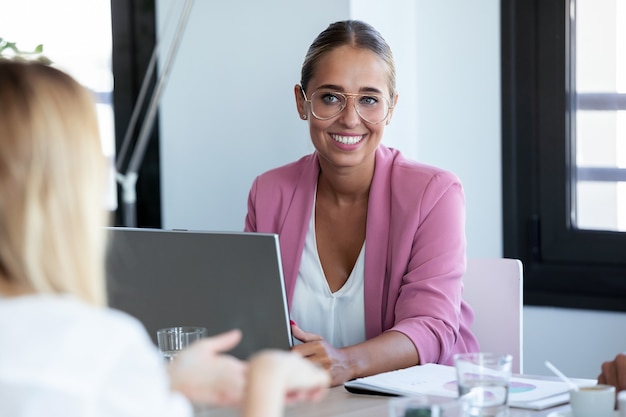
[301,88,392,124]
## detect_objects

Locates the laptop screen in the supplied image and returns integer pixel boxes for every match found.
[105,227,293,359]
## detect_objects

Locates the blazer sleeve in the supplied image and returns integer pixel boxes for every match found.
[386,170,471,365]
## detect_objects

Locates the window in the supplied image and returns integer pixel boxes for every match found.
[2,1,162,226]
[502,0,626,311]
[1,0,116,210]
[573,0,626,232]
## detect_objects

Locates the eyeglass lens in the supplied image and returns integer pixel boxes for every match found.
[310,91,389,123]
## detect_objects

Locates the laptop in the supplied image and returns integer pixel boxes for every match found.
[105,227,293,359]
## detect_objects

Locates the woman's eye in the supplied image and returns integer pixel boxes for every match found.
[360,96,379,106]
[321,93,341,104]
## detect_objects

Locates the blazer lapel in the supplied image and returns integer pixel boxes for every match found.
[279,153,319,308]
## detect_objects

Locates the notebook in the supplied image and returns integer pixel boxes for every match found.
[343,364,588,410]
[105,227,293,359]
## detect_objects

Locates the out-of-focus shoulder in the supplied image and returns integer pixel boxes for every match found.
[379,145,462,187]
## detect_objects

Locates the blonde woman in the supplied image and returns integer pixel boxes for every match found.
[0,60,328,417]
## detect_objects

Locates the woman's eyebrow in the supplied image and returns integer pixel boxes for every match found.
[316,84,384,94]
[359,87,384,94]
[316,84,344,91]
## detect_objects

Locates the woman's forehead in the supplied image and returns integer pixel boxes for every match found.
[308,45,392,95]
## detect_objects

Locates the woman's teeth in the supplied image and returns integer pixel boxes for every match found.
[331,134,363,145]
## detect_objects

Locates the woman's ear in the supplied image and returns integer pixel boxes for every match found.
[294,84,307,120]
[386,91,399,125]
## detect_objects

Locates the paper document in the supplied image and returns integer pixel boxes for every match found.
[344,363,586,410]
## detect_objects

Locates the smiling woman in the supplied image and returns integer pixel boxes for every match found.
[245,19,479,387]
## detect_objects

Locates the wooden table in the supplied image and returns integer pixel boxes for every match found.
[196,385,573,417]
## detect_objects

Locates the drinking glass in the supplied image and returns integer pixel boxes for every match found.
[157,326,207,362]
[388,396,468,417]
[454,352,512,417]
[388,395,437,417]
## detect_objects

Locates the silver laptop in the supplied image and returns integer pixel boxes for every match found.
[105,227,293,359]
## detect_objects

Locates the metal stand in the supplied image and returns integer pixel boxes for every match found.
[115,0,195,227]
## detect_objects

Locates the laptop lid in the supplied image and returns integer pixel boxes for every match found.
[105,227,293,359]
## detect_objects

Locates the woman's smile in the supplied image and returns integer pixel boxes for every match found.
[330,133,365,145]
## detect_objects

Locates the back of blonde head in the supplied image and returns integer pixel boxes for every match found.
[0,60,108,306]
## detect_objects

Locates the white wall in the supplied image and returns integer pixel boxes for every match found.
[525,306,626,379]
[157,0,349,233]
[156,0,626,380]
[411,2,502,259]
[349,0,419,160]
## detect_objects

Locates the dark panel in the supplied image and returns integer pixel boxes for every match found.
[110,0,161,228]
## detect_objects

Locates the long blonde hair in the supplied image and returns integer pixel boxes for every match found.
[0,60,108,306]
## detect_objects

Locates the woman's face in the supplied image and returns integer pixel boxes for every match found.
[295,45,397,174]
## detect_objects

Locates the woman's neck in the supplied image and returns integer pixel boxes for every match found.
[317,159,374,205]
[317,171,371,206]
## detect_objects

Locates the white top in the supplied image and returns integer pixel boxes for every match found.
[290,208,366,348]
[0,294,192,417]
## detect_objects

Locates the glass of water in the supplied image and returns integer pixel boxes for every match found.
[388,396,468,417]
[156,326,207,362]
[454,352,512,417]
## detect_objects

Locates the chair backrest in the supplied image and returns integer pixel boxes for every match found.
[462,258,524,373]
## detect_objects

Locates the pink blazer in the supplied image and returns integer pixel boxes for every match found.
[245,145,479,365]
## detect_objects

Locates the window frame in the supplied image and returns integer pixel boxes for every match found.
[502,0,626,312]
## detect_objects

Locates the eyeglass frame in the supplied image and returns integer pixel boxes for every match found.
[299,86,394,125]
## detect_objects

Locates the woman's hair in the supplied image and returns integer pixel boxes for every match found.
[0,60,108,306]
[300,20,396,98]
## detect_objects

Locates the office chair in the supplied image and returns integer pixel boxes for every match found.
[462,258,524,373]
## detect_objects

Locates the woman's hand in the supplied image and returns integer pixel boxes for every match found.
[290,323,352,386]
[243,350,330,417]
[168,329,247,407]
[598,353,626,393]
[249,350,330,403]
[290,323,420,388]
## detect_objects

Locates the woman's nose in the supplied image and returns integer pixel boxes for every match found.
[338,97,361,126]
